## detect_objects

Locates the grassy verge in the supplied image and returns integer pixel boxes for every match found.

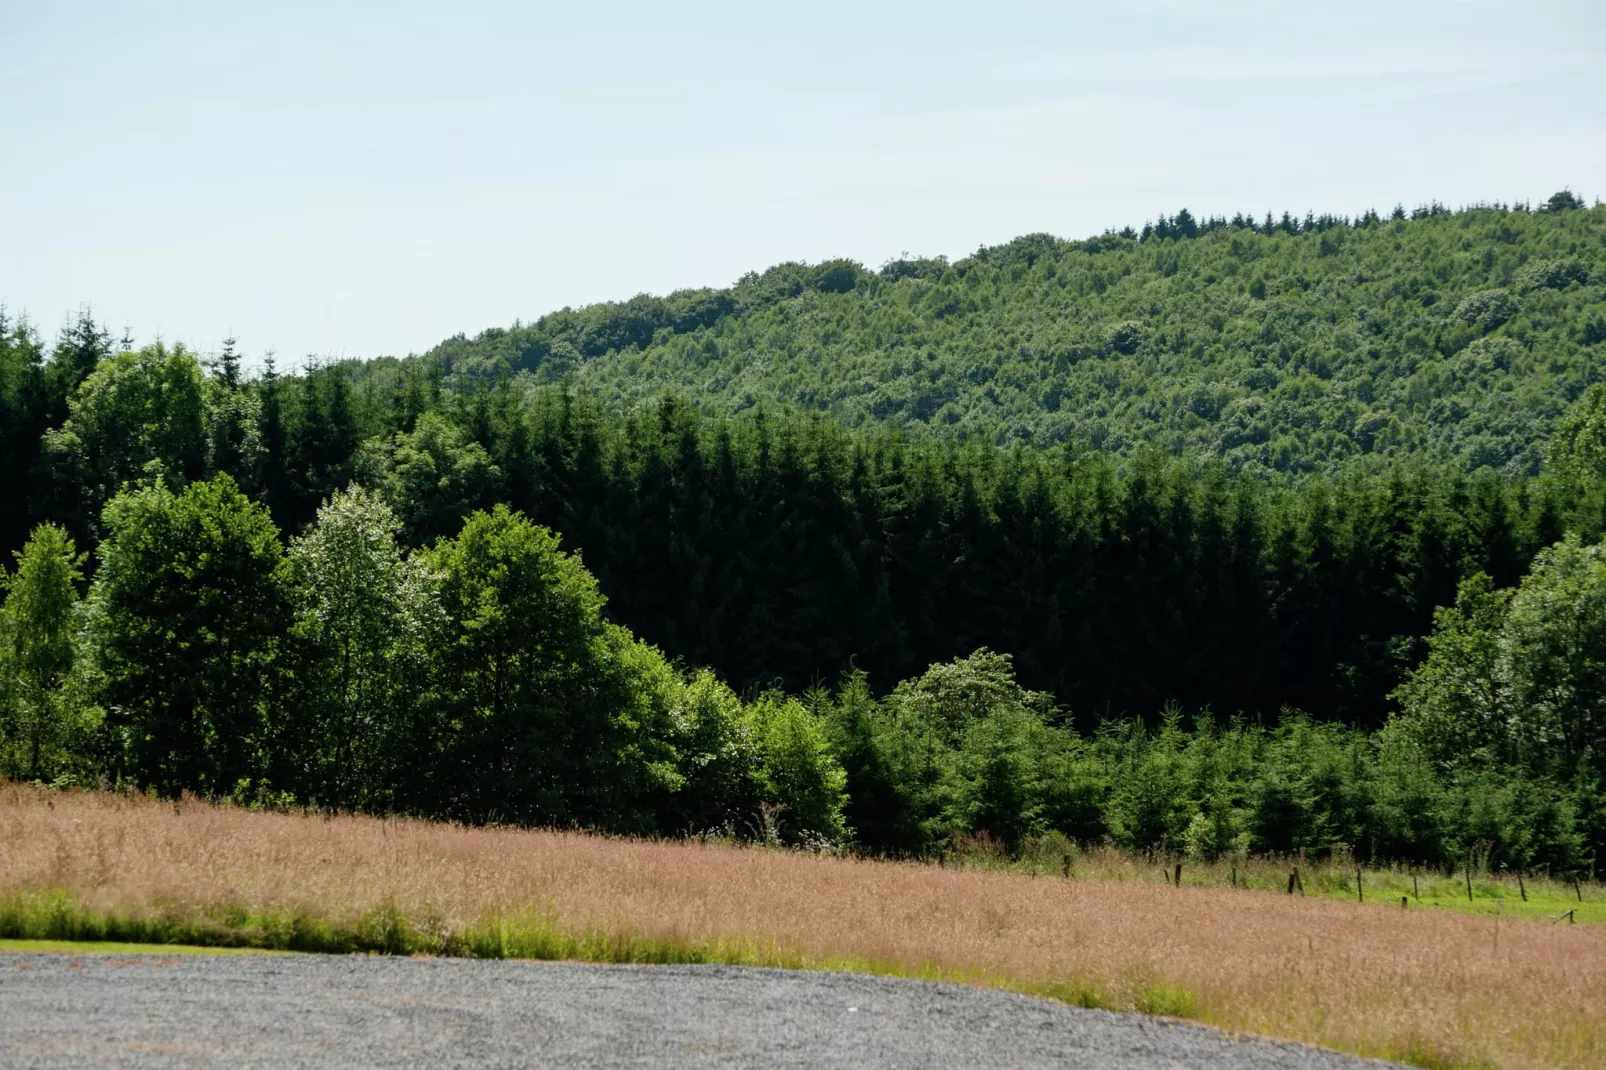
[0,890,1210,1035]
[0,890,1203,1028]
[0,937,291,955]
[1,783,1599,1070]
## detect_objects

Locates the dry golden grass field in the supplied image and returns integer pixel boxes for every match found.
[1,784,1601,1070]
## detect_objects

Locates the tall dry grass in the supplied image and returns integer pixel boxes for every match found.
[1,784,1600,1070]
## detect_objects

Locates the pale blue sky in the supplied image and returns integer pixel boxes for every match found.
[3,0,1602,368]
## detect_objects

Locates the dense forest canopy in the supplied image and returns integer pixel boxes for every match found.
[4,191,1606,874]
[419,196,1606,475]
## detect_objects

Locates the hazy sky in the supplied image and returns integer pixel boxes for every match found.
[3,0,1602,368]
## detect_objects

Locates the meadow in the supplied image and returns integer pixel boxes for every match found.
[950,833,1603,926]
[1,785,1601,1070]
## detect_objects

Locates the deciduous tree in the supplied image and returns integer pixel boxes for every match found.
[87,475,285,796]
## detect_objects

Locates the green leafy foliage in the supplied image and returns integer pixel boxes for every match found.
[280,487,436,810]
[742,694,849,845]
[658,669,763,836]
[0,524,94,781]
[421,204,1606,476]
[1546,382,1606,497]
[87,475,287,797]
[1391,535,1606,870]
[1388,575,1513,769]
[808,650,1595,871]
[421,504,681,829]
[42,344,208,537]
[204,339,266,494]
[1396,536,1606,784]
[356,412,505,544]
[383,393,1566,728]
[1503,538,1606,776]
[0,468,1599,870]
[6,196,1606,875]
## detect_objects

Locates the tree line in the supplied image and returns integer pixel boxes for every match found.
[2,481,844,838]
[4,480,1604,875]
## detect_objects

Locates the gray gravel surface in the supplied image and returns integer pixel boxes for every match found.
[0,952,1405,1069]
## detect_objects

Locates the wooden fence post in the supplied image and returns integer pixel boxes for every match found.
[1518,872,1527,902]
[1173,863,1182,888]
[1466,858,1474,903]
[1356,866,1363,904]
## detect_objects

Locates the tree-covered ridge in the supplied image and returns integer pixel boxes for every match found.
[6,261,1606,872]
[426,198,1605,474]
[6,192,1606,877]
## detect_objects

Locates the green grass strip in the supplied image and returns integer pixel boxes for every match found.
[0,938,293,955]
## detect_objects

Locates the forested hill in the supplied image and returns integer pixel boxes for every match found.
[8,194,1606,872]
[423,195,1605,475]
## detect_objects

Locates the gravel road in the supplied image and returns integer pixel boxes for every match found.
[0,952,1403,1069]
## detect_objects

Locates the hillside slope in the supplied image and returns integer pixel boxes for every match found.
[426,198,1606,474]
